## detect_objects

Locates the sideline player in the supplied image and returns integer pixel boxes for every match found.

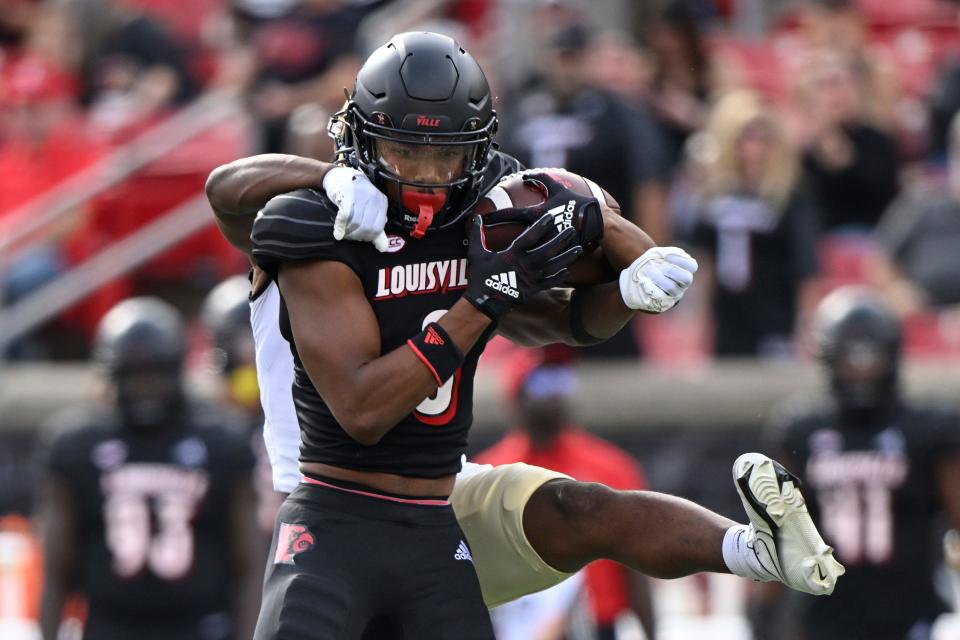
[38,298,262,640]
[208,32,843,639]
[762,287,960,640]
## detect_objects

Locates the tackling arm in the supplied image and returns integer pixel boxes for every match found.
[497,203,664,347]
[279,260,492,445]
[205,154,334,252]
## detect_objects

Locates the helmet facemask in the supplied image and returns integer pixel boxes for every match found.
[330,101,497,238]
[825,334,899,413]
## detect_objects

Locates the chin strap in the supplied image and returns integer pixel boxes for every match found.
[402,191,447,239]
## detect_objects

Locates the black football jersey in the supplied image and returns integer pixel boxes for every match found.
[44,407,255,633]
[250,152,522,478]
[776,403,960,639]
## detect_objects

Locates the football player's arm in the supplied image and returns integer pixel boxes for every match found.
[496,285,633,347]
[205,154,334,252]
[565,199,657,285]
[39,476,78,640]
[497,204,690,346]
[229,470,264,640]
[279,260,491,445]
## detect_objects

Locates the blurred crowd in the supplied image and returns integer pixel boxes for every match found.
[2,0,960,362]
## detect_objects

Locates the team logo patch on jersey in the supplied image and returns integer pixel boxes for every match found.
[274,523,316,564]
[384,234,406,253]
[454,540,473,562]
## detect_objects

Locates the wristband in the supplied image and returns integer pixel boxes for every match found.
[407,323,464,385]
[569,289,604,346]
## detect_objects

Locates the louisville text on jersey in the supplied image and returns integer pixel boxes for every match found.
[374,258,469,300]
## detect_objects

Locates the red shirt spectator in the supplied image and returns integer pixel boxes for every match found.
[477,427,647,628]
[0,55,102,216]
[476,356,653,639]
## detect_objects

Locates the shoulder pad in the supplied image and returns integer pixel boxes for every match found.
[250,189,363,276]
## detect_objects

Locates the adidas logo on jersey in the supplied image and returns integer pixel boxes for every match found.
[454,540,473,562]
[485,271,519,298]
[548,200,577,233]
[424,327,445,345]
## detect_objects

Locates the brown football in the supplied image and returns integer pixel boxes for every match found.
[472,168,621,252]
[469,168,626,284]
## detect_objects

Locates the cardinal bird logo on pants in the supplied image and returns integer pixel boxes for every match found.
[274,523,316,564]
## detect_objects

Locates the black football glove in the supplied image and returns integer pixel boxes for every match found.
[465,213,583,320]
[483,171,604,249]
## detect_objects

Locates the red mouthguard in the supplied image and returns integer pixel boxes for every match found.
[402,191,447,238]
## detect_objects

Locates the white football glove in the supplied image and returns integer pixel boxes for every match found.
[619,247,698,313]
[322,166,389,252]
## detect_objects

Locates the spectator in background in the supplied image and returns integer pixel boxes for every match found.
[869,112,960,316]
[928,51,960,164]
[585,30,656,106]
[760,287,960,640]
[794,50,900,233]
[644,0,716,173]
[0,55,92,212]
[52,0,199,137]
[499,22,667,234]
[38,297,262,640]
[498,22,668,357]
[0,55,104,360]
[686,90,820,358]
[232,0,379,154]
[476,351,657,640]
[797,0,898,132]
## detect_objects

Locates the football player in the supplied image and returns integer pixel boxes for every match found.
[38,298,263,640]
[766,287,960,640]
[207,32,842,639]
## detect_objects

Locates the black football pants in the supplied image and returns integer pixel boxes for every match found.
[253,479,494,640]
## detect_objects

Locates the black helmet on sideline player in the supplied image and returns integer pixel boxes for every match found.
[812,286,902,413]
[93,297,187,431]
[201,275,259,412]
[328,31,497,238]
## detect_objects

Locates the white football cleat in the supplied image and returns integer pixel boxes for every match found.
[732,452,845,595]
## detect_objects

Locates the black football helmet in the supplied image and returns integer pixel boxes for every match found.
[812,287,902,411]
[93,297,187,431]
[201,276,260,412]
[329,31,497,238]
[94,297,186,375]
[201,275,253,375]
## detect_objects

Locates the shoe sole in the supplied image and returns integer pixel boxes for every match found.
[733,452,806,533]
[733,452,845,595]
